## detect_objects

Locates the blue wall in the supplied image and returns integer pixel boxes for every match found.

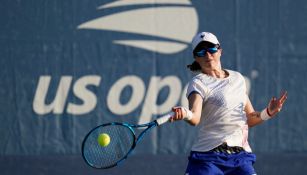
[1,0,307,174]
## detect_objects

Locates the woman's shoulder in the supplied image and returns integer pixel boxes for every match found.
[190,73,210,83]
[225,69,244,78]
[189,73,219,88]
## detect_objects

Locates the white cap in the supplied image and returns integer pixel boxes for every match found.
[191,32,220,51]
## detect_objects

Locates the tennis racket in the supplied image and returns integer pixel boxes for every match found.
[81,112,176,169]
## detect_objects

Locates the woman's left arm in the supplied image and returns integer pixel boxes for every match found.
[245,91,288,127]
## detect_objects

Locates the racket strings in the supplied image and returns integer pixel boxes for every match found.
[82,124,135,168]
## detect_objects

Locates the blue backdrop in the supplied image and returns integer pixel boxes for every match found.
[1,0,307,174]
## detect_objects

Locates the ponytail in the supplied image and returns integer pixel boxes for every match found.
[187,61,201,72]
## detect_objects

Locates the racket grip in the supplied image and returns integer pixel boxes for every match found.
[156,112,174,126]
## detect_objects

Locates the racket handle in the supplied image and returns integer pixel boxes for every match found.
[156,112,174,126]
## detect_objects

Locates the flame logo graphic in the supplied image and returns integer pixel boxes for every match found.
[77,0,198,54]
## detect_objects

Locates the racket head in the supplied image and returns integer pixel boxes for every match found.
[81,122,136,169]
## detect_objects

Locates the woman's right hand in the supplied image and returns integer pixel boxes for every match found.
[170,106,187,122]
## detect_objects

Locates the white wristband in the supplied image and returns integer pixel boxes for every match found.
[260,108,271,121]
[181,107,193,121]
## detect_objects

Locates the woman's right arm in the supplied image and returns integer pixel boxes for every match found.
[171,92,203,126]
[186,93,203,125]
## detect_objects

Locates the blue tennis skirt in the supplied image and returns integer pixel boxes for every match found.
[185,151,257,175]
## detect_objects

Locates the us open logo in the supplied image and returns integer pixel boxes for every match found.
[77,0,198,54]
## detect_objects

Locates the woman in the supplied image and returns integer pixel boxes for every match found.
[171,32,287,175]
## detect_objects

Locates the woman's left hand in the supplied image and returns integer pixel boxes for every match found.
[267,91,288,116]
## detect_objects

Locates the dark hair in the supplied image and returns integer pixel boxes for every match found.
[187,61,201,72]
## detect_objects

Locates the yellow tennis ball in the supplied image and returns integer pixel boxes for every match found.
[97,133,110,147]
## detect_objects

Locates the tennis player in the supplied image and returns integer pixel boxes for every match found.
[170,32,287,175]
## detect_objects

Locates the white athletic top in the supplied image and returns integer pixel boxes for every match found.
[186,69,252,152]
